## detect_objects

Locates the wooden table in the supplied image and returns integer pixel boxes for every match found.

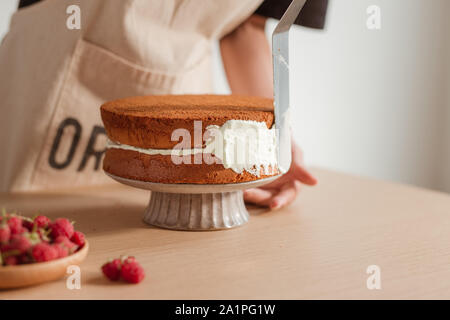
[1,168,450,299]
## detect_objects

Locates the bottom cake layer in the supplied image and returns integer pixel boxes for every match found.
[103,149,279,184]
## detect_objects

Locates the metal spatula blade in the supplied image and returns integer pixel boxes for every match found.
[272,0,307,173]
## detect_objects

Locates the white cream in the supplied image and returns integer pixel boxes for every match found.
[106,140,204,156]
[205,120,277,176]
[106,119,278,176]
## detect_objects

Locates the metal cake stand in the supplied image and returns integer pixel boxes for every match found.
[106,173,281,231]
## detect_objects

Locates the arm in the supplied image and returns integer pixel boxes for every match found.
[220,15,272,98]
[220,15,317,209]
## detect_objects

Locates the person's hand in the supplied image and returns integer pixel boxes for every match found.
[243,141,317,209]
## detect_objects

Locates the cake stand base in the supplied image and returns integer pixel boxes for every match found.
[143,191,248,230]
[106,173,281,231]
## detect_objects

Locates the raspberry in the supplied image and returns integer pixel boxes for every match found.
[121,256,136,264]
[22,219,34,231]
[32,242,58,262]
[0,214,85,265]
[4,256,18,266]
[34,215,51,229]
[0,224,10,243]
[54,236,77,253]
[9,234,32,254]
[121,260,145,284]
[70,231,85,247]
[8,217,25,235]
[36,228,51,242]
[19,253,32,264]
[50,218,74,239]
[53,244,68,258]
[0,243,11,253]
[102,259,122,281]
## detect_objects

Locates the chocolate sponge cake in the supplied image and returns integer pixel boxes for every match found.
[101,94,280,184]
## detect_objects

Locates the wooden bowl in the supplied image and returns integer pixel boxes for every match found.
[0,241,89,289]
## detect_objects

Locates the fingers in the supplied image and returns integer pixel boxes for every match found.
[244,141,315,209]
[270,180,301,210]
[291,141,317,186]
[244,180,302,210]
[292,162,318,186]
[243,188,277,206]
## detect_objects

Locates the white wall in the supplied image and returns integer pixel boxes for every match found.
[0,0,17,41]
[2,0,450,192]
[287,0,449,191]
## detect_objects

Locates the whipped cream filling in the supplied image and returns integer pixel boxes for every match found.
[106,140,204,156]
[106,120,278,176]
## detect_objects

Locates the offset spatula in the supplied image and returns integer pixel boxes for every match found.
[272,0,307,173]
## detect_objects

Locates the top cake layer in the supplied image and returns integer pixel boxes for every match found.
[101,94,274,149]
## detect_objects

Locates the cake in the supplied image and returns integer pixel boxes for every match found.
[100,94,280,184]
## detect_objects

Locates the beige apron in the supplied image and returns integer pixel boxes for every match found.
[0,0,263,192]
